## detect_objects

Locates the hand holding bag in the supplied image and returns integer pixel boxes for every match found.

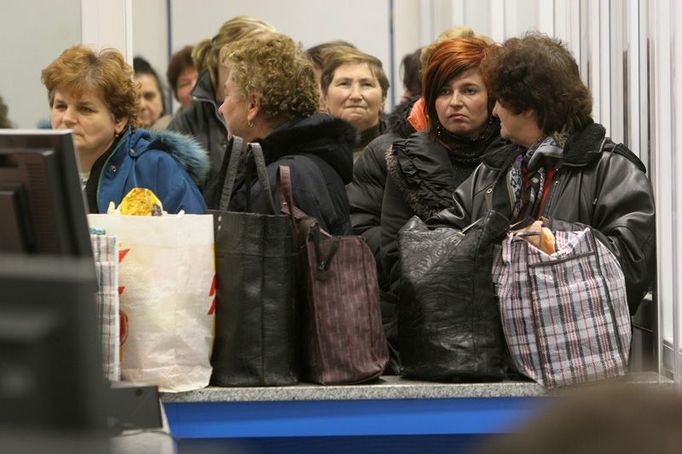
[278,166,388,384]
[492,227,632,389]
[397,210,510,381]
[209,138,299,386]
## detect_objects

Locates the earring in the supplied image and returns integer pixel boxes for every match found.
[247,119,254,128]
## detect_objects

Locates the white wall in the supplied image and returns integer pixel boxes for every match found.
[0,0,81,128]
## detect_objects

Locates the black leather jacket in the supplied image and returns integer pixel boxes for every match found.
[443,123,656,313]
[168,70,228,184]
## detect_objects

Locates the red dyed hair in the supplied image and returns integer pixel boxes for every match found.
[421,37,494,130]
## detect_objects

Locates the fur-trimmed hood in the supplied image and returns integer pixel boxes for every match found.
[127,127,210,185]
[257,113,355,183]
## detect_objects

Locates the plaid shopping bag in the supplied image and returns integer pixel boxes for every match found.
[492,228,631,389]
[90,233,120,381]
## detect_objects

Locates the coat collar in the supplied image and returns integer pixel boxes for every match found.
[482,122,608,171]
[255,113,356,183]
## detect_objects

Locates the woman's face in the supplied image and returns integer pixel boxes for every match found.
[218,72,251,141]
[50,89,127,169]
[434,68,489,137]
[176,66,198,109]
[135,74,164,127]
[492,100,543,148]
[323,63,384,133]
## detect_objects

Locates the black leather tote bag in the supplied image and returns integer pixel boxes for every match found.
[209,137,299,386]
[397,210,510,382]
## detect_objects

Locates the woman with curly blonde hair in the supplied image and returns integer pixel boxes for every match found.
[42,45,208,213]
[208,32,355,234]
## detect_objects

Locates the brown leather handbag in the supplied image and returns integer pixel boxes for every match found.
[278,165,389,385]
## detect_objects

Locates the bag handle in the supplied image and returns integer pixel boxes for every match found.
[249,142,278,215]
[277,165,310,221]
[218,136,243,210]
[217,138,278,215]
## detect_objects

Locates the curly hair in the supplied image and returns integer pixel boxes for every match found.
[422,37,495,130]
[41,45,140,128]
[480,32,592,135]
[320,48,389,99]
[193,16,275,90]
[220,33,318,123]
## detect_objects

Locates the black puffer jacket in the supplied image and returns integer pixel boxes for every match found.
[347,97,420,257]
[380,126,506,363]
[167,71,227,183]
[440,122,655,314]
[216,113,355,235]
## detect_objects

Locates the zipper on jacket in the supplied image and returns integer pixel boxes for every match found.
[541,167,561,216]
[96,138,126,212]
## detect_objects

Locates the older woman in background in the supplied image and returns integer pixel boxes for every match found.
[42,45,207,214]
[321,48,389,160]
[168,16,275,182]
[133,56,166,128]
[379,37,506,369]
[210,33,355,234]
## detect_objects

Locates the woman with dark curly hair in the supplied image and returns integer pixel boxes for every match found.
[42,45,208,214]
[210,33,355,234]
[378,36,506,369]
[441,32,655,313]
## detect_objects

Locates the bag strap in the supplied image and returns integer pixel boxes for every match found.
[249,143,278,215]
[277,165,310,221]
[218,138,278,215]
[218,136,243,210]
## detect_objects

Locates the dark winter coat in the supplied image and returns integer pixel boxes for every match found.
[379,127,506,360]
[438,122,655,314]
[167,70,227,183]
[86,126,208,214]
[210,113,355,235]
[347,97,419,257]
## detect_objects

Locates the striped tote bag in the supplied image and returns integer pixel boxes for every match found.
[492,228,631,389]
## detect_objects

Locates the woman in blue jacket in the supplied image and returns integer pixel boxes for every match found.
[41,45,208,214]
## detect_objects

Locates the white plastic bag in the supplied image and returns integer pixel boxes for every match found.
[88,213,215,392]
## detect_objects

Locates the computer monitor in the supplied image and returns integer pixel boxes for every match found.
[0,130,108,449]
[0,129,92,256]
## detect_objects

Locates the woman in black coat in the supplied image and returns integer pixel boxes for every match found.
[379,37,507,369]
[211,32,354,235]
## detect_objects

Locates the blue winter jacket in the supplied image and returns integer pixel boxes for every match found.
[93,127,208,214]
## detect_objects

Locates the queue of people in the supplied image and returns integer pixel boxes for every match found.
[6,14,655,385]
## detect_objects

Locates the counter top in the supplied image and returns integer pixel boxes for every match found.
[161,372,670,403]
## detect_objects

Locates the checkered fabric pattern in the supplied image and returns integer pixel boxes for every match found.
[90,233,120,381]
[492,228,631,389]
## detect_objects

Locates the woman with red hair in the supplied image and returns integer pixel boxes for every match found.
[379,37,506,371]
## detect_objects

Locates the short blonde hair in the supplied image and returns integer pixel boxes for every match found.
[193,16,275,89]
[41,45,140,128]
[221,33,318,123]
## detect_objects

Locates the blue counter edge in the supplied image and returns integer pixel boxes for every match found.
[163,396,547,439]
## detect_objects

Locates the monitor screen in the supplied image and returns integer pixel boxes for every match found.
[0,130,107,448]
[0,129,92,256]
